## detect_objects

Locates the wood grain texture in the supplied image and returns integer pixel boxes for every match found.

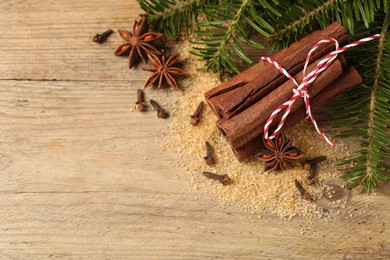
[0,0,389,259]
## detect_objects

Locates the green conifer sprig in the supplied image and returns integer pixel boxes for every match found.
[189,0,266,74]
[138,0,279,73]
[138,0,387,73]
[137,0,205,40]
[326,15,390,193]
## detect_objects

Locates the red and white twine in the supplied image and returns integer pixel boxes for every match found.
[261,34,381,147]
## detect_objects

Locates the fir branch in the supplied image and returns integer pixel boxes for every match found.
[270,0,339,50]
[191,0,254,74]
[138,0,388,72]
[329,11,390,192]
[137,0,205,40]
[190,0,283,74]
[268,0,389,51]
[354,11,390,192]
[366,17,388,179]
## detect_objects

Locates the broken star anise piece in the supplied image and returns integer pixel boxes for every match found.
[143,51,187,90]
[114,15,163,69]
[255,132,304,171]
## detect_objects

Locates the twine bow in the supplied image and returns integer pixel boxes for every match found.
[261,34,381,147]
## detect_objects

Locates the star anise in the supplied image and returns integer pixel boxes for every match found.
[255,132,304,171]
[142,51,187,90]
[114,16,163,69]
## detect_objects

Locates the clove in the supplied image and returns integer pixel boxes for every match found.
[294,179,312,201]
[150,99,168,119]
[204,141,214,165]
[189,101,204,126]
[203,172,232,186]
[93,29,113,44]
[135,89,146,111]
[305,156,327,185]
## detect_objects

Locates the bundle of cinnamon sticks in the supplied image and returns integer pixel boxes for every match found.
[205,22,363,161]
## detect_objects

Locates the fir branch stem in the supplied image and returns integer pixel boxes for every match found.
[365,9,389,188]
[146,0,203,20]
[208,0,248,72]
[271,0,338,41]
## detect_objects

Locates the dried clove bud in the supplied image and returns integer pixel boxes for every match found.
[189,101,204,126]
[93,29,113,44]
[135,89,146,111]
[204,141,214,165]
[305,156,327,185]
[150,99,168,119]
[203,172,232,186]
[294,179,312,201]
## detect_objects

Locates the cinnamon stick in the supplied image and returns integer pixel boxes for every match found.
[232,66,363,161]
[217,55,345,150]
[205,22,347,119]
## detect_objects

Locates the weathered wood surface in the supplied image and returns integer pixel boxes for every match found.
[0,0,389,259]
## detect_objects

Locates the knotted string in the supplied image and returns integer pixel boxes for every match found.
[261,34,381,147]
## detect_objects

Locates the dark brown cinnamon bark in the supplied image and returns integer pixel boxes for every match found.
[205,22,347,119]
[217,56,345,150]
[232,66,363,161]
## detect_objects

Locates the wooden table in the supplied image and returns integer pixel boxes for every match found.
[1,1,389,259]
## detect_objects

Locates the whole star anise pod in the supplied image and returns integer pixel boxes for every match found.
[114,16,163,69]
[255,132,304,171]
[143,51,187,90]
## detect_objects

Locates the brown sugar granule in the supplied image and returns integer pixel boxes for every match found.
[160,40,354,220]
